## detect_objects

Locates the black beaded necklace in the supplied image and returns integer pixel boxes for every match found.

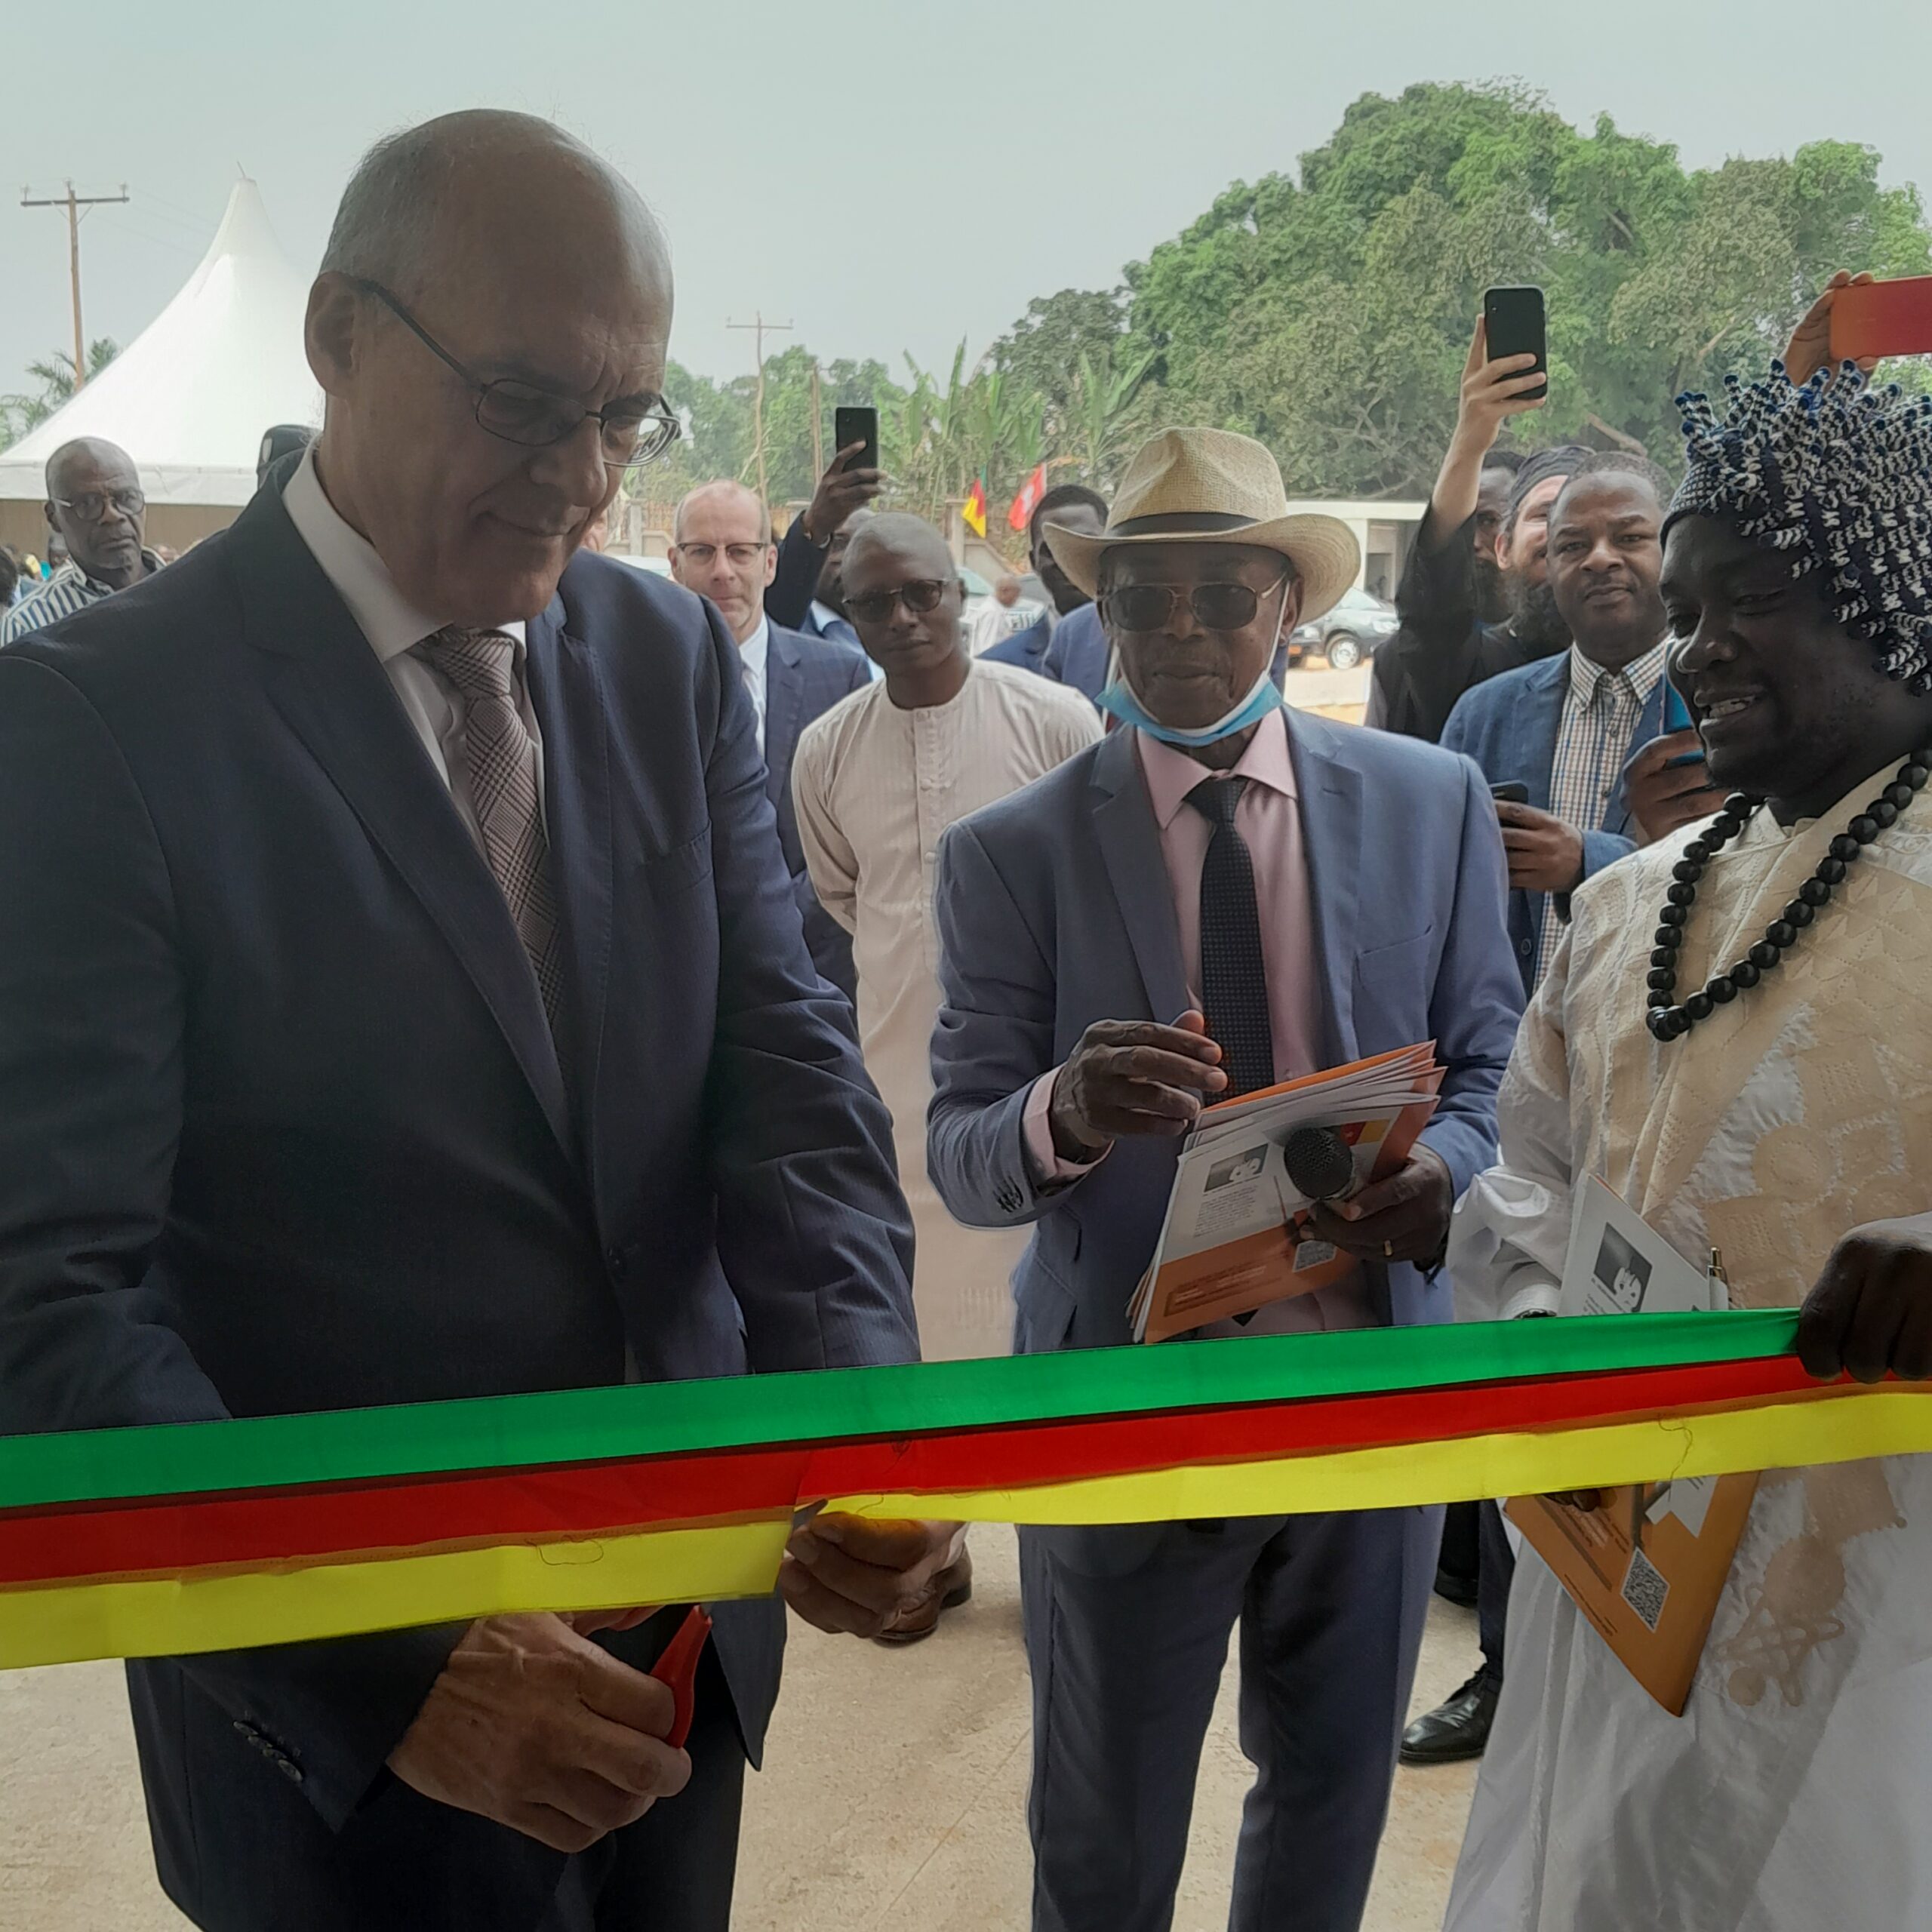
[1646,749,1932,1042]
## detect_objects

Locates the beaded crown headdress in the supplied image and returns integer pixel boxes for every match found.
[1668,362,1932,694]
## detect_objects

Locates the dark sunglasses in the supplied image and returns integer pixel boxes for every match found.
[352,278,680,470]
[1102,574,1289,634]
[844,578,951,626]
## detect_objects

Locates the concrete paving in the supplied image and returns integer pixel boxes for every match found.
[0,1526,1477,1930]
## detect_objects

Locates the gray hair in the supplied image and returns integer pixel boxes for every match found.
[673,479,772,545]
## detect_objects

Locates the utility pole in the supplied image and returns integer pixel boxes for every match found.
[21,181,131,391]
[726,312,792,503]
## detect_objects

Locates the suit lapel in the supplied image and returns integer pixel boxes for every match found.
[1090,731,1189,1023]
[1284,709,1365,1066]
[231,491,575,1157]
[1520,658,1568,815]
[525,606,613,1145]
[763,630,805,811]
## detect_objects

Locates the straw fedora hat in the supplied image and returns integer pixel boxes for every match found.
[1042,428,1361,625]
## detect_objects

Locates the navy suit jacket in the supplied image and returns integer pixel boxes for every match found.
[983,611,1051,674]
[1441,650,1666,998]
[0,485,916,1931]
[764,621,870,998]
[927,712,1522,1358]
[1038,598,1109,699]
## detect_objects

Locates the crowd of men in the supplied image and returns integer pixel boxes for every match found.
[2,111,1929,1932]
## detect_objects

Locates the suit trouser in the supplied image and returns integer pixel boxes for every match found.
[1019,1506,1440,1932]
[535,1642,746,1932]
[1475,1497,1515,1686]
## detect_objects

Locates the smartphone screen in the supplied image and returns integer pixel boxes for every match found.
[832,406,879,475]
[1663,681,1706,768]
[1829,275,1932,362]
[1484,285,1548,401]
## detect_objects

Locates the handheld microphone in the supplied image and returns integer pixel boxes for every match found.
[1281,1124,1356,1204]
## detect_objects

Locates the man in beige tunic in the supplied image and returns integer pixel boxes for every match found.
[1446,360,1932,1930]
[793,513,1100,1374]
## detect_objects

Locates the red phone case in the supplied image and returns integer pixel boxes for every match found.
[1829,275,1932,362]
[650,1604,713,1750]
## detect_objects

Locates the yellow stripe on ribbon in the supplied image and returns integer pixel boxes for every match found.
[0,1521,791,1671]
[825,1386,1932,1526]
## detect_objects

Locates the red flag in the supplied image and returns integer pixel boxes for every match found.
[962,476,989,539]
[1008,463,1048,533]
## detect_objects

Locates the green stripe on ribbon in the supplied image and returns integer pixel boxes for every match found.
[0,1309,1801,1512]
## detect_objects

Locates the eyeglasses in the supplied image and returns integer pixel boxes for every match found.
[844,578,951,625]
[353,279,681,470]
[53,488,145,524]
[674,542,771,569]
[1102,574,1290,634]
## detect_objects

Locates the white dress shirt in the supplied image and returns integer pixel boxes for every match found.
[282,448,545,845]
[738,614,771,752]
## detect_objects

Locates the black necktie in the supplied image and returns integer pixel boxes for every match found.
[1187,777,1275,1097]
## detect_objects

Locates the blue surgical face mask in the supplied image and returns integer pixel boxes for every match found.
[1094,577,1291,748]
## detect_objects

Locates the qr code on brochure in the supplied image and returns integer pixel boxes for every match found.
[1621,1546,1669,1631]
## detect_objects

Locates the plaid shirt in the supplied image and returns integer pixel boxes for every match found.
[1535,638,1668,982]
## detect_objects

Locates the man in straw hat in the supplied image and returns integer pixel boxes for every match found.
[924,427,1523,1930]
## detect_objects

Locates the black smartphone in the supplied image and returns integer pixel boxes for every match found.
[1483,285,1547,401]
[1491,781,1531,805]
[832,406,879,475]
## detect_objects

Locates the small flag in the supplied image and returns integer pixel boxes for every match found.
[1008,463,1048,533]
[962,476,988,539]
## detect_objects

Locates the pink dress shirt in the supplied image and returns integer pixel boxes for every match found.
[1020,709,1371,1335]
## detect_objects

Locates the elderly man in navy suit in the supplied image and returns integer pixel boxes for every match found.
[927,428,1522,1932]
[0,111,938,1932]
[669,479,869,1000]
[985,483,1109,678]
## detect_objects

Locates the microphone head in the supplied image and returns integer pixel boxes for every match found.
[1281,1124,1355,1203]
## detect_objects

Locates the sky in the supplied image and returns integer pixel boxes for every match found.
[2,0,1928,403]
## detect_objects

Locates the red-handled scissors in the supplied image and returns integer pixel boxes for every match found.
[649,1604,713,1750]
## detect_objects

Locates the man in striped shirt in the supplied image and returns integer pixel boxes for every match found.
[0,438,161,646]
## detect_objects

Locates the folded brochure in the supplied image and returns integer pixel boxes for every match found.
[1506,1177,1752,1715]
[1128,1043,1442,1343]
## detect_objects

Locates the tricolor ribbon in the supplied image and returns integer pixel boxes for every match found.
[3,1311,1927,1669]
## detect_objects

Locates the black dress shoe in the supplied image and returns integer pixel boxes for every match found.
[1400,1671,1499,1765]
[1432,1564,1480,1609]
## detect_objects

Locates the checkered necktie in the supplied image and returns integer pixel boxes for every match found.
[1187,777,1274,1097]
[417,626,563,1026]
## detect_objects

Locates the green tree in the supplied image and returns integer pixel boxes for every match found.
[1,337,120,448]
[1115,83,1930,494]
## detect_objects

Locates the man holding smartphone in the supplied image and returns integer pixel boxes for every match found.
[1366,314,1590,743]
[767,436,886,648]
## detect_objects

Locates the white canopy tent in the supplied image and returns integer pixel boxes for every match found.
[0,178,318,549]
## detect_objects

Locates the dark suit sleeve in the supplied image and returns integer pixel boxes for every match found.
[927,818,1069,1230]
[697,606,918,1370]
[1417,756,1525,1201]
[764,516,826,631]
[0,656,462,1832]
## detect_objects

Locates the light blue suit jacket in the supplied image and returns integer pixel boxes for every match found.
[1440,650,1666,999]
[927,711,1523,1355]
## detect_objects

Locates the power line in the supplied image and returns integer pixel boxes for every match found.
[20,182,131,386]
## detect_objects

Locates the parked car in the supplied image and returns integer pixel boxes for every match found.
[1289,584,1400,669]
